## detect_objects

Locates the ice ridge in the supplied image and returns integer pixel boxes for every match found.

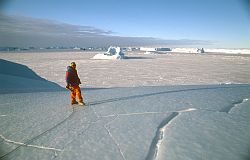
[146,112,179,160]
[220,98,249,113]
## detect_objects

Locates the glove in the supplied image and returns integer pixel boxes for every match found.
[66,84,70,89]
[66,84,73,91]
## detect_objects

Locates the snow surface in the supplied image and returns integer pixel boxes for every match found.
[1,52,250,88]
[0,52,250,160]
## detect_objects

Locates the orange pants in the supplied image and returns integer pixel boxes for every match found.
[70,86,83,103]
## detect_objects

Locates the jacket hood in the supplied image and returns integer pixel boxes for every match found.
[67,66,72,71]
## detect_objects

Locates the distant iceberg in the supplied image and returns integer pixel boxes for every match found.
[197,48,205,53]
[171,48,201,53]
[171,48,250,54]
[205,48,250,54]
[141,47,171,54]
[92,46,125,59]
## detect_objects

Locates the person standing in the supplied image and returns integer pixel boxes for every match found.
[66,62,85,105]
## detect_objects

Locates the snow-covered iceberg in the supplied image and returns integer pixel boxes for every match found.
[197,48,205,53]
[171,48,204,53]
[92,46,125,60]
[0,59,63,93]
[171,48,250,54]
[205,48,250,54]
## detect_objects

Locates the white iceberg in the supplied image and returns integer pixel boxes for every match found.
[172,48,204,53]
[144,51,156,54]
[205,48,250,54]
[197,48,205,53]
[93,46,125,59]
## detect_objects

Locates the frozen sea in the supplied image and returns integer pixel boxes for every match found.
[0,51,250,160]
[1,51,250,88]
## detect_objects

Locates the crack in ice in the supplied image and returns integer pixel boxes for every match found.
[100,112,169,118]
[100,108,198,118]
[89,103,101,119]
[146,108,197,160]
[1,95,247,159]
[146,112,179,160]
[104,115,126,160]
[0,134,62,152]
[145,99,249,160]
[0,107,75,159]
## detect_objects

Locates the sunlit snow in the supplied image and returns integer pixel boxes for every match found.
[0,52,250,160]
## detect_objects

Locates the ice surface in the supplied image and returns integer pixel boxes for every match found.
[1,52,250,88]
[0,53,250,160]
[0,52,250,88]
[0,85,250,160]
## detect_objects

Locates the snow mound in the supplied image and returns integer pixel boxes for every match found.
[92,46,125,60]
[0,59,44,80]
[0,59,63,93]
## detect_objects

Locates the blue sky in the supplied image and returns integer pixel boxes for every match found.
[1,0,250,48]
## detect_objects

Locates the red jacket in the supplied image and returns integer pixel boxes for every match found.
[66,66,81,86]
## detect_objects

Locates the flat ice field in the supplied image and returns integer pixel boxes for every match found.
[1,51,250,87]
[0,52,250,160]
